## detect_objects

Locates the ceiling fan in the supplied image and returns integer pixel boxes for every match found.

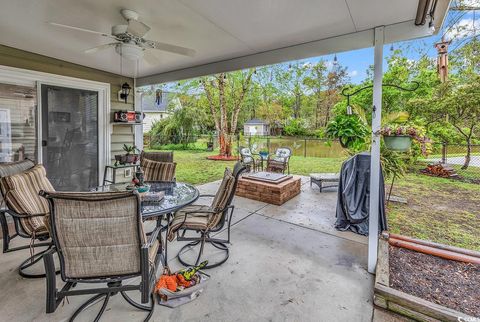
[48,9,196,64]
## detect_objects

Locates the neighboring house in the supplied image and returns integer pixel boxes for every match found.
[141,90,171,133]
[244,118,269,136]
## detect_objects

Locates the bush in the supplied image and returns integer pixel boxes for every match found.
[284,118,310,136]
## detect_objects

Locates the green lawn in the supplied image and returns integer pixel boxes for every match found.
[387,172,480,251]
[149,148,480,250]
[146,149,346,185]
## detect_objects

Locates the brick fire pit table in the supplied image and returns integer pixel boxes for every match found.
[235,172,301,205]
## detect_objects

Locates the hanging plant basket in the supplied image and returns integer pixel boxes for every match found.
[383,135,412,152]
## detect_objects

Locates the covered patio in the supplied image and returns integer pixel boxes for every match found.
[0,178,383,321]
[0,0,453,321]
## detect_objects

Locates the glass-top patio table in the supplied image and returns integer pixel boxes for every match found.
[95,181,199,266]
[94,181,199,219]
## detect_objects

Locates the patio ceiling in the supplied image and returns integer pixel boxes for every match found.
[0,0,450,85]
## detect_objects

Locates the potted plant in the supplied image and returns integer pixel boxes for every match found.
[115,144,139,165]
[379,124,429,153]
[258,149,269,160]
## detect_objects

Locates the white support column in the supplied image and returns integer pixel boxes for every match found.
[134,78,144,151]
[368,26,384,274]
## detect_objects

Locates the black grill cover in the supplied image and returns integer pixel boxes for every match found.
[335,152,387,235]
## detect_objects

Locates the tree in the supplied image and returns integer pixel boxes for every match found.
[201,70,254,157]
[439,79,480,169]
[275,62,309,119]
[322,62,349,126]
[303,61,327,128]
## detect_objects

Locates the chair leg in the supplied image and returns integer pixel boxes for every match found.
[0,210,10,253]
[44,249,58,313]
[19,242,60,279]
[69,293,109,322]
[177,234,230,269]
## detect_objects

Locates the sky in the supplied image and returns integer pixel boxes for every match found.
[298,1,480,84]
[157,1,479,90]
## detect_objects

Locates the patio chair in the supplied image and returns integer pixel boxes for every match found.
[40,190,161,321]
[239,146,261,172]
[141,150,174,163]
[166,162,247,269]
[266,147,292,174]
[140,151,176,181]
[0,161,56,278]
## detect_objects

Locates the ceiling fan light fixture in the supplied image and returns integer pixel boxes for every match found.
[115,43,144,60]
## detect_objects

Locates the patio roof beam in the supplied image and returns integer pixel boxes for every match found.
[137,20,432,86]
[368,26,385,274]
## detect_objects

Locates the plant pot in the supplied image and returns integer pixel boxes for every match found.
[115,154,127,165]
[125,154,139,164]
[383,135,412,152]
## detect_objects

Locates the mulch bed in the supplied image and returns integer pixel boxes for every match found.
[206,155,238,161]
[389,245,480,317]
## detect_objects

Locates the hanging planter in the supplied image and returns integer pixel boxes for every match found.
[383,135,412,152]
[379,124,430,155]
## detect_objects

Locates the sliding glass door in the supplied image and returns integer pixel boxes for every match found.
[41,85,98,191]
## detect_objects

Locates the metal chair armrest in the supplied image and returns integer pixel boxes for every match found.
[6,209,48,219]
[198,194,216,198]
[143,225,162,249]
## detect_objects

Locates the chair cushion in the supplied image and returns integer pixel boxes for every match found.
[141,158,176,181]
[167,205,212,241]
[0,159,35,178]
[0,164,53,236]
[211,168,235,213]
[273,148,291,162]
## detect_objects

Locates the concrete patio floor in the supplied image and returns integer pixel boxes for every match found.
[0,176,400,322]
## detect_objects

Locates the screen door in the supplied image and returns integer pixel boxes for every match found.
[41,85,98,191]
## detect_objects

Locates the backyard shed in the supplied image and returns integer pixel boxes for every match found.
[244,118,269,136]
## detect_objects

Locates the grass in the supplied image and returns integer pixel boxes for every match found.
[149,148,480,250]
[146,148,346,185]
[387,172,480,251]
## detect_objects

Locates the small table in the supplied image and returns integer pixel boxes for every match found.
[235,174,301,205]
[102,163,138,185]
[310,173,340,192]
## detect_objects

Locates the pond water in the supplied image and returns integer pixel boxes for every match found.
[239,137,347,158]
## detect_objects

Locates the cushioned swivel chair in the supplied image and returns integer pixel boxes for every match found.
[167,162,247,269]
[0,161,55,278]
[140,151,176,182]
[41,190,161,321]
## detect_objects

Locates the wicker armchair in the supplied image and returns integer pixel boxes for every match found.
[239,146,261,172]
[40,190,161,321]
[140,151,176,181]
[167,162,247,269]
[266,147,292,174]
[0,161,56,278]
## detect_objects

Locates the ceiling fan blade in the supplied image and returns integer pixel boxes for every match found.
[140,39,196,57]
[143,50,160,65]
[127,20,150,38]
[48,22,119,40]
[84,43,118,54]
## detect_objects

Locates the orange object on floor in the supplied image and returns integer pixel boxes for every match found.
[176,274,191,288]
[154,274,178,293]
